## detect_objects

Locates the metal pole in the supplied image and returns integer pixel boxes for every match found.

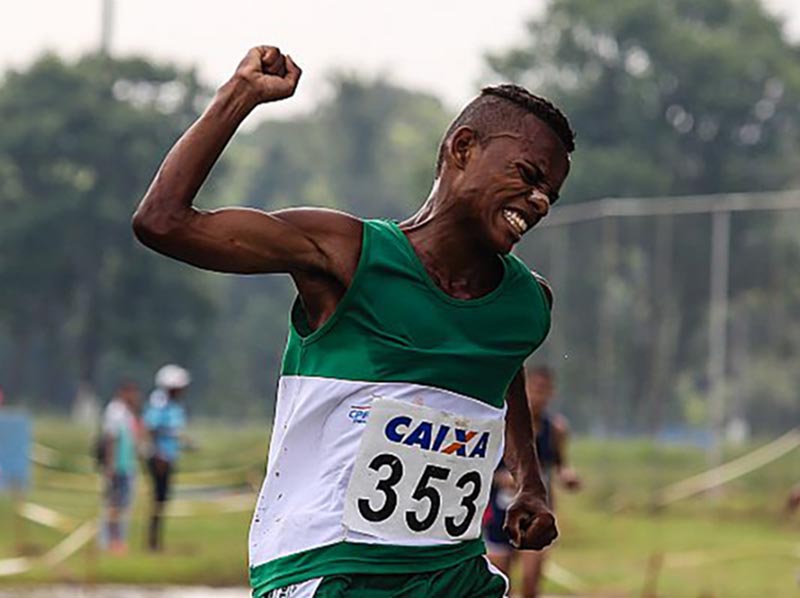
[100,0,114,55]
[541,189,800,228]
[708,209,731,468]
[597,216,617,436]
[548,226,569,376]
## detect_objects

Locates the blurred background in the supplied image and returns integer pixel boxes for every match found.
[1,0,799,596]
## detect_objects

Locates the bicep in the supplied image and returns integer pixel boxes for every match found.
[135,205,362,279]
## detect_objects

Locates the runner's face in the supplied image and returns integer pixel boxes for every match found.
[452,115,569,254]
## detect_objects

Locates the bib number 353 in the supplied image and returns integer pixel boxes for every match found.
[343,398,502,542]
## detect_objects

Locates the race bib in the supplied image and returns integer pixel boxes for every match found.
[343,398,503,542]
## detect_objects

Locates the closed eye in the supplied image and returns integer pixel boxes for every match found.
[518,162,559,204]
[516,164,540,186]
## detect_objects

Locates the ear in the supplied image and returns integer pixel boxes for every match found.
[448,126,478,171]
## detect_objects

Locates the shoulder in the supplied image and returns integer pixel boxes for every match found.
[273,208,363,244]
[278,208,364,284]
[105,399,124,417]
[143,391,165,419]
[103,400,125,431]
[502,255,554,312]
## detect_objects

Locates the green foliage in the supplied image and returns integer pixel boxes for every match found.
[4,2,800,430]
[488,0,800,201]
[491,0,800,432]
[0,53,216,408]
[0,54,450,414]
[229,74,449,217]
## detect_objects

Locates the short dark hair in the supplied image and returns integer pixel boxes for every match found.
[435,84,575,174]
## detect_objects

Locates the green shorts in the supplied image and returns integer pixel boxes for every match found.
[263,554,508,598]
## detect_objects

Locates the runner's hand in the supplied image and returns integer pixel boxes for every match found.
[558,467,582,492]
[504,490,558,550]
[230,46,302,106]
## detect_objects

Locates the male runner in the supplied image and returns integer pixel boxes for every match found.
[133,46,575,598]
[485,366,581,597]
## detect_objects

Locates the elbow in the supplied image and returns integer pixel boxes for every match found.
[131,207,163,249]
[131,201,189,248]
[131,209,150,243]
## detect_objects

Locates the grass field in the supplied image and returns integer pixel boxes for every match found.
[1,418,798,597]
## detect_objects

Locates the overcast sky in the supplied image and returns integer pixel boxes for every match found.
[4,0,800,119]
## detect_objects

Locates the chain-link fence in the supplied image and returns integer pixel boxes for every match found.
[518,191,800,441]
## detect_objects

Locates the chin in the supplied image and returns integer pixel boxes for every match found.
[496,241,515,255]
[474,218,516,255]
[488,230,516,255]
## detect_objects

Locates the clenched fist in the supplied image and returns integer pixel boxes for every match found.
[504,490,558,550]
[229,46,302,106]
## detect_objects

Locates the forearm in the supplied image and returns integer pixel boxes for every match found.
[133,78,256,233]
[504,370,548,496]
[554,446,566,471]
[554,417,569,469]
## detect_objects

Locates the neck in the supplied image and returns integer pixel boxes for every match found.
[399,178,502,298]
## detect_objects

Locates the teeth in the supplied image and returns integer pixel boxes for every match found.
[503,209,528,235]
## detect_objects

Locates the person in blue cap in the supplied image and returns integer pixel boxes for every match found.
[143,364,191,551]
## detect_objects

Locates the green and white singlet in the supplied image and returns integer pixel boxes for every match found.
[249,220,551,597]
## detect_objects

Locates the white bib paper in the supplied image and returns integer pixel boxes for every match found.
[343,397,503,542]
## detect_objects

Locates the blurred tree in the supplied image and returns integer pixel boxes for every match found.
[488,0,800,202]
[231,74,449,217]
[0,53,216,409]
[0,61,450,415]
[489,0,800,433]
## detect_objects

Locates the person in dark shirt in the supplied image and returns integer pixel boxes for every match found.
[484,365,581,597]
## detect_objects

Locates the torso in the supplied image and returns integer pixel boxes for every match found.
[249,220,553,595]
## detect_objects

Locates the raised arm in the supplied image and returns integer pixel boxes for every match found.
[132,46,361,284]
[502,367,558,550]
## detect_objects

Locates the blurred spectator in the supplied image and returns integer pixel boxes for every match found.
[484,365,581,598]
[99,380,142,555]
[143,364,191,552]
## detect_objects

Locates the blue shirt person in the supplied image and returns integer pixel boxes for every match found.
[144,388,186,463]
[143,364,191,551]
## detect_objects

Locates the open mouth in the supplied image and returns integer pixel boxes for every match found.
[502,208,530,238]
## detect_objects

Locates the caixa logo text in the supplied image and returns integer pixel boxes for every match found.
[348,405,371,424]
[384,416,490,458]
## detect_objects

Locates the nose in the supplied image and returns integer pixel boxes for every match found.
[528,190,551,218]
